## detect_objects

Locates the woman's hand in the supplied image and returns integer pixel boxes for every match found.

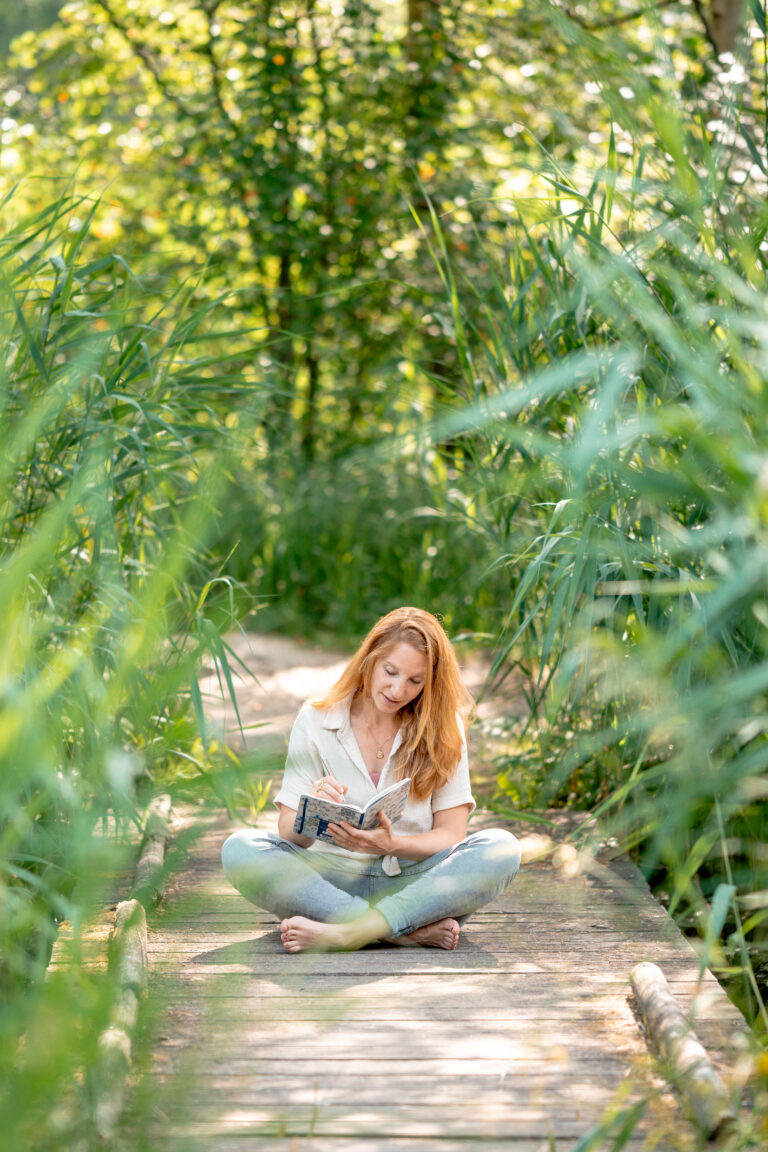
[328,812,397,856]
[311,775,347,804]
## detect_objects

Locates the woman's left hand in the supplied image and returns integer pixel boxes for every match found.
[328,812,397,855]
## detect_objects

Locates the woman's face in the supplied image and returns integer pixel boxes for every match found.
[368,642,428,717]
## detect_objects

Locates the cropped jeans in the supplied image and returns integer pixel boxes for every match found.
[220,827,521,938]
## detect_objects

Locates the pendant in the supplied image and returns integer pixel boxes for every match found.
[376,748,384,759]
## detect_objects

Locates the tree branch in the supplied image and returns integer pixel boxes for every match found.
[95,0,197,124]
[559,0,679,32]
[689,0,719,54]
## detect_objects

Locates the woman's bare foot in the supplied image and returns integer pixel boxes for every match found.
[393,918,460,950]
[280,917,352,952]
[280,908,391,953]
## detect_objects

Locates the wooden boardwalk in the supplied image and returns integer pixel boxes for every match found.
[143,808,747,1152]
[131,635,747,1149]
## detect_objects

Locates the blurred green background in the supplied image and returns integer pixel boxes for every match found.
[3,0,768,1146]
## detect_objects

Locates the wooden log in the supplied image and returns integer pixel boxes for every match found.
[93,1025,132,1141]
[111,898,148,995]
[91,898,148,1142]
[131,794,172,907]
[631,961,735,1139]
[91,806,160,1142]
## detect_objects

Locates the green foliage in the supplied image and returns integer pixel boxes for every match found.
[5,0,768,1144]
[0,1,728,643]
[222,439,514,638]
[3,0,493,460]
[0,191,254,1145]
[2,0,715,469]
[403,9,768,1053]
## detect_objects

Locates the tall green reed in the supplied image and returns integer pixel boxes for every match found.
[409,18,768,1049]
[0,191,255,1147]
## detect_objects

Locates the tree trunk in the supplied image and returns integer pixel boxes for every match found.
[694,0,745,55]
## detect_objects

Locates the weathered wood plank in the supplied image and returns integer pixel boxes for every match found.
[149,1068,651,1088]
[150,976,729,1001]
[148,1037,735,1083]
[149,972,732,999]
[153,1105,671,1141]
[157,1115,639,1138]
[148,1002,734,1026]
[151,1060,671,1091]
[152,1076,652,1108]
[141,952,730,974]
[153,1029,643,1059]
[153,1138,672,1152]
[142,923,710,948]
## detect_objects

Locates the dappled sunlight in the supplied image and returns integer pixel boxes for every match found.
[4,0,767,1143]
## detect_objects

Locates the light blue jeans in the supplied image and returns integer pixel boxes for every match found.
[220,827,521,938]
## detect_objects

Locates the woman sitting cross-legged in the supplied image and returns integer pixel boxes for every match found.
[221,606,521,953]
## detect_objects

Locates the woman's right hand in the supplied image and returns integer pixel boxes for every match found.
[311,776,347,804]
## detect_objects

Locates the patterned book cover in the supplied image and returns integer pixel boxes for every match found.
[293,777,411,843]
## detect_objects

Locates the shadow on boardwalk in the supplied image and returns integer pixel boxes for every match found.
[138,634,746,1151]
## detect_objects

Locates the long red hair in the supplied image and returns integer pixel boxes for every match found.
[314,607,474,800]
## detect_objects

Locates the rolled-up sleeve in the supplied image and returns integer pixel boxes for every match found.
[431,721,475,815]
[273,705,324,810]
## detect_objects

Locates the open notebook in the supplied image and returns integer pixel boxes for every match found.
[292,777,411,844]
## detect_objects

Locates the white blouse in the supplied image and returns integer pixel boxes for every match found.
[274,696,475,872]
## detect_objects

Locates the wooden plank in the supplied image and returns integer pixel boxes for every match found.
[151,911,678,927]
[148,1002,734,1026]
[149,1039,732,1082]
[142,925,710,950]
[152,1105,674,1141]
[152,1077,653,1108]
[147,1141,660,1152]
[151,1005,740,1036]
[147,1046,663,1084]
[151,1045,648,1068]
[156,1092,642,1116]
[150,1137,674,1152]
[151,995,638,1018]
[150,977,729,1001]
[152,1030,646,1060]
[156,1116,641,1139]
[151,1059,670,1086]
[141,953,728,976]
[146,923,678,942]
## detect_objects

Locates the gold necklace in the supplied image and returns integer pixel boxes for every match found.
[364,706,396,760]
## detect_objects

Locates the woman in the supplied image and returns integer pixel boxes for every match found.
[221,607,521,952]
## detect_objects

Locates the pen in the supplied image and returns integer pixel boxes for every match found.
[315,750,346,796]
